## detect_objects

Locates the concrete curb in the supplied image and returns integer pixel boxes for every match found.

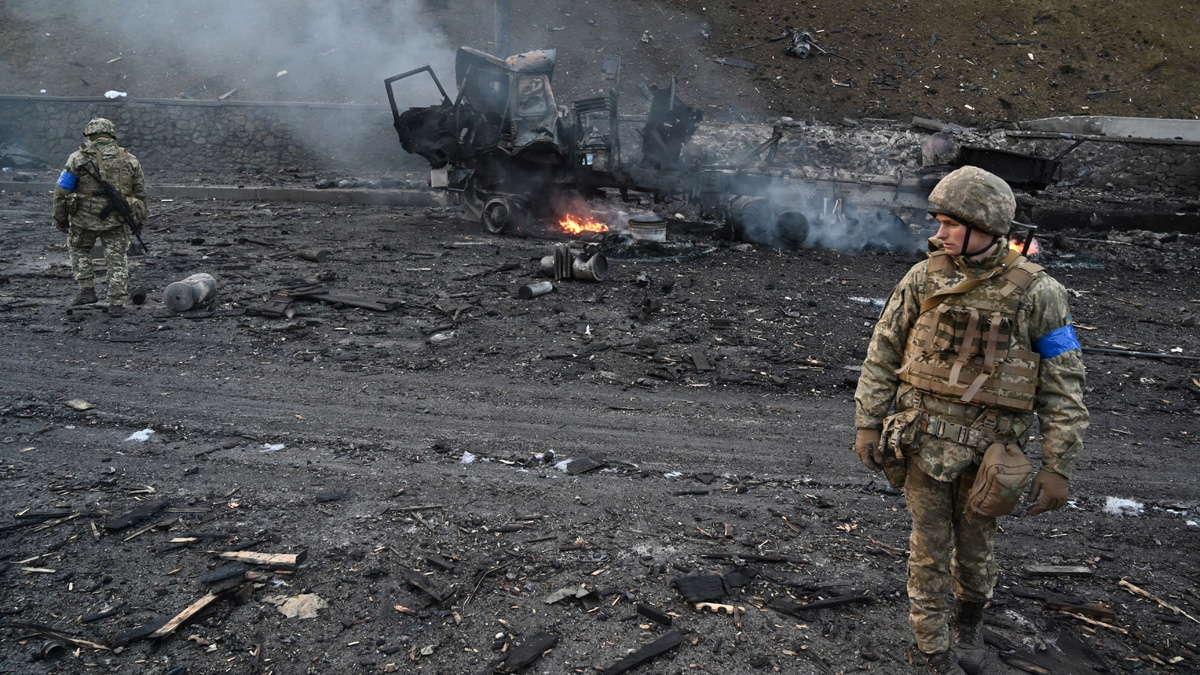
[0,181,443,207]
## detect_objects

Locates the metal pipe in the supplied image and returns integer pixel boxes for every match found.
[163,273,219,313]
[518,281,554,299]
[495,0,510,56]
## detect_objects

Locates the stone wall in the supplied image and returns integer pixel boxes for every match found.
[0,95,425,176]
[3,95,1195,199]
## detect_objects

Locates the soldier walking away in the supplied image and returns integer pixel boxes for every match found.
[853,166,1089,674]
[52,118,148,317]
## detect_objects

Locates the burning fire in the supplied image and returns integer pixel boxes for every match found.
[1009,236,1040,256]
[559,214,609,235]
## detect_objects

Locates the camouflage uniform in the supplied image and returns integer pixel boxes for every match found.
[855,169,1088,657]
[52,118,147,310]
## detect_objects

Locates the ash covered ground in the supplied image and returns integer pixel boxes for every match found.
[1,190,1199,674]
[2,1,1200,674]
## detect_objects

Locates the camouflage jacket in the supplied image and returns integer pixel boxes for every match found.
[855,238,1089,481]
[53,140,147,232]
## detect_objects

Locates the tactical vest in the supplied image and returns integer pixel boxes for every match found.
[898,249,1044,412]
[73,145,134,224]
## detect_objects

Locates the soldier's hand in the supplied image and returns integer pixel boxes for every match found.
[1026,469,1069,515]
[55,220,69,234]
[855,428,884,471]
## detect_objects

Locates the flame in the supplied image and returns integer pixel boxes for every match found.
[1009,236,1040,256]
[559,214,609,235]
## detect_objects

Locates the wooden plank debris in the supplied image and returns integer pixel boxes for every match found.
[690,348,714,371]
[636,602,673,626]
[496,631,559,674]
[1011,586,1117,621]
[288,286,405,311]
[672,574,728,603]
[104,499,170,531]
[424,554,457,573]
[200,563,248,586]
[598,630,686,675]
[218,550,307,571]
[81,601,126,624]
[149,592,222,639]
[112,616,171,646]
[398,567,448,604]
[1025,565,1093,578]
[1120,578,1200,624]
[700,552,806,564]
[768,594,872,617]
[0,621,109,650]
[246,297,294,318]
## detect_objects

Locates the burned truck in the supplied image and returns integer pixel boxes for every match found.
[386,47,935,249]
[386,46,680,234]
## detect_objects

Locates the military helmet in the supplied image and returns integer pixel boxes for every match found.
[83,118,117,138]
[927,165,1015,237]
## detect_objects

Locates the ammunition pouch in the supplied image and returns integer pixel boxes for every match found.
[966,441,1034,519]
[880,409,923,488]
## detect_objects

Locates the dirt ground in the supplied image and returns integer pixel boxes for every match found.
[2,1,1200,674]
[1,188,1199,674]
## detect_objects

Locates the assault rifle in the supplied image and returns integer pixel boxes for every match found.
[79,161,149,253]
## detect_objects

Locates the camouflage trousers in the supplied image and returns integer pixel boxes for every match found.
[68,225,130,307]
[904,460,998,654]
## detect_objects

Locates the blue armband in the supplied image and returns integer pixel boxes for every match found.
[1035,320,1081,359]
[56,170,78,190]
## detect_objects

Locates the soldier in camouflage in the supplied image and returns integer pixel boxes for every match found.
[854,166,1088,675]
[53,118,148,317]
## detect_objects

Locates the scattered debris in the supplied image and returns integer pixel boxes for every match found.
[104,499,170,531]
[264,593,328,619]
[164,273,219,312]
[125,428,155,442]
[598,630,685,675]
[495,631,559,673]
[518,281,555,300]
[1024,565,1093,578]
[218,549,308,571]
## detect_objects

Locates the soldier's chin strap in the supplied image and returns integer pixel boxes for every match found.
[961,225,998,258]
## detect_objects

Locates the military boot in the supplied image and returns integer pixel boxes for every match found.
[953,601,988,675]
[923,650,967,675]
[72,287,98,305]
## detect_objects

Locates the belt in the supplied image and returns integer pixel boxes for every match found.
[922,414,995,449]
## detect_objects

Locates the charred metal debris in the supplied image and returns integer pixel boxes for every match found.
[385,47,942,251]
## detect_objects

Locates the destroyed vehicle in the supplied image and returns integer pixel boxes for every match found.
[386,47,921,251]
[387,46,670,233]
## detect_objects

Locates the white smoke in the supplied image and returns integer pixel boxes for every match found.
[9,0,454,105]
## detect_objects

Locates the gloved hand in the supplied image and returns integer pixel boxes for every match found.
[1026,469,1069,515]
[55,219,69,234]
[855,428,883,471]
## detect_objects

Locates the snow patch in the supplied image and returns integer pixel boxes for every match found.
[125,428,155,442]
[1104,496,1144,516]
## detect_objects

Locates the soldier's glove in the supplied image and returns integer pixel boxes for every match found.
[855,428,884,471]
[1026,469,1069,515]
[55,219,69,234]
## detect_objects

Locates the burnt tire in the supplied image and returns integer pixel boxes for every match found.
[482,198,512,234]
